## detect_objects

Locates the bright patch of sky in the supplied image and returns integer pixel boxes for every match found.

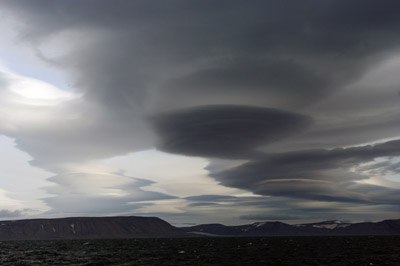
[0,17,68,91]
[381,157,400,184]
[353,156,400,189]
[102,149,252,198]
[1,65,76,104]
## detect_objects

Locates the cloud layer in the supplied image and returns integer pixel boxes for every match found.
[0,0,400,223]
[213,140,400,204]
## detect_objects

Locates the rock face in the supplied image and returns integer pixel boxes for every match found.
[181,219,400,236]
[0,216,187,240]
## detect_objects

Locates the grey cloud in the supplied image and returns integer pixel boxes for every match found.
[0,69,154,174]
[0,209,28,219]
[42,173,175,215]
[184,194,238,202]
[184,194,275,206]
[4,0,400,113]
[239,214,300,221]
[1,0,400,222]
[162,193,399,224]
[2,0,400,163]
[12,114,153,172]
[181,192,400,224]
[284,113,400,151]
[152,105,312,159]
[43,198,152,217]
[161,58,330,109]
[212,139,400,203]
[187,202,220,207]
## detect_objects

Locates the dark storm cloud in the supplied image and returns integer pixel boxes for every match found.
[2,0,400,161]
[152,105,312,159]
[152,0,400,111]
[162,57,330,109]
[3,0,400,112]
[212,139,400,203]
[1,0,400,222]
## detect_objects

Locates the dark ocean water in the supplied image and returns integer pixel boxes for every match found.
[0,236,399,265]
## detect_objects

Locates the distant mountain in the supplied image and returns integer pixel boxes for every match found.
[0,216,188,240]
[181,219,400,236]
[1,217,398,240]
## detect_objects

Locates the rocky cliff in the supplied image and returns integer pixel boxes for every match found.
[0,216,187,240]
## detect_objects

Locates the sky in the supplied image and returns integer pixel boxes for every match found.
[0,0,400,226]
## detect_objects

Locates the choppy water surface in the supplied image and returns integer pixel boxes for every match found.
[0,236,399,265]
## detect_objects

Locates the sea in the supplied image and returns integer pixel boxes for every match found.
[0,236,399,265]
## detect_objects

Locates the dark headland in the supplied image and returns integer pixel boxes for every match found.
[0,216,187,240]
